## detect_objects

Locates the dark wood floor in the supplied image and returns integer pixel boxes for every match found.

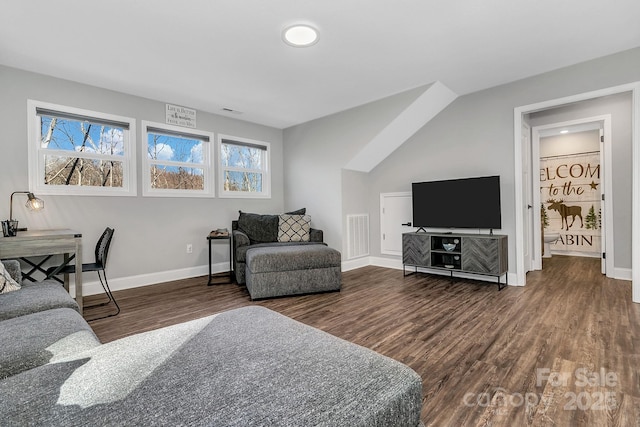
[87,256,640,426]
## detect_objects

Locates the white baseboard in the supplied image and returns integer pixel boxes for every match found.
[342,256,371,272]
[612,267,632,281]
[72,255,528,297]
[369,256,403,270]
[507,272,523,286]
[69,261,229,297]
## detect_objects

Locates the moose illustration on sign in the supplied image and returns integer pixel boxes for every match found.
[546,199,583,230]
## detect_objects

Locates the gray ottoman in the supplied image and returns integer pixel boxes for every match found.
[245,245,341,299]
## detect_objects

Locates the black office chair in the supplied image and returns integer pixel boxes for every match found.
[47,227,120,320]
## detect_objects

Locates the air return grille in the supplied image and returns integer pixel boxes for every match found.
[347,214,369,259]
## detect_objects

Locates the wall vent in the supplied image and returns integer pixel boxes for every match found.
[347,214,370,259]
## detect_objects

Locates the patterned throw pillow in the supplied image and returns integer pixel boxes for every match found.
[278,214,311,242]
[237,209,307,243]
[0,262,21,294]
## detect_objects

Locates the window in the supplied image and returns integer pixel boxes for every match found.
[218,135,271,198]
[142,122,213,197]
[28,100,136,196]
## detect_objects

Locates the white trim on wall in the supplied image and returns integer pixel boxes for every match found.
[141,120,215,198]
[68,261,229,297]
[633,83,640,303]
[27,99,137,197]
[531,115,613,274]
[514,82,640,303]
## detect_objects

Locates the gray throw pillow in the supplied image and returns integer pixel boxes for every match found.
[238,212,279,243]
[238,209,306,244]
[286,208,306,215]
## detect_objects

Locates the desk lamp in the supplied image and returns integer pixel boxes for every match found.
[9,191,45,232]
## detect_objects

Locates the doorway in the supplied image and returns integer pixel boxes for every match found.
[513,82,640,303]
[529,116,611,275]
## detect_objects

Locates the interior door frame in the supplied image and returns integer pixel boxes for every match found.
[522,121,533,273]
[530,115,612,274]
[513,82,640,303]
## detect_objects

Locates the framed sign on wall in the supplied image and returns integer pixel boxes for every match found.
[166,104,197,128]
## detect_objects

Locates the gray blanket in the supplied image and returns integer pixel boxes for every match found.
[1,306,422,426]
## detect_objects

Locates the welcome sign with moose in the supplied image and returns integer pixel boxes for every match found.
[540,151,601,257]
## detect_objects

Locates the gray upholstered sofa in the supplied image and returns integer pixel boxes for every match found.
[0,260,423,426]
[232,209,325,284]
[0,260,100,380]
[233,210,342,299]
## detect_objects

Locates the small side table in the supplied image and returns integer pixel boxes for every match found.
[207,232,232,285]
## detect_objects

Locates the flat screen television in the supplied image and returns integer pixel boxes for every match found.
[412,175,501,230]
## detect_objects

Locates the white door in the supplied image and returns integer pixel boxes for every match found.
[532,115,611,275]
[522,122,533,272]
[380,192,414,256]
[600,128,606,274]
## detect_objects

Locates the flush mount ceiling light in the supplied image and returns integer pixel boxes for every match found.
[282,24,319,47]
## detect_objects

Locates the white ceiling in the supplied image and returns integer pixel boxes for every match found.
[1,1,639,129]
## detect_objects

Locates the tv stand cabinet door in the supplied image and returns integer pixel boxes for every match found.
[461,236,501,274]
[402,233,430,267]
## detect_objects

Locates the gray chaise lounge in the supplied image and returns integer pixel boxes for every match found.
[1,260,423,426]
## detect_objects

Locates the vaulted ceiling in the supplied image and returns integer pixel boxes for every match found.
[1,1,639,129]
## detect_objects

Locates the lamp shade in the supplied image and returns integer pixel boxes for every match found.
[25,193,44,211]
[9,191,44,222]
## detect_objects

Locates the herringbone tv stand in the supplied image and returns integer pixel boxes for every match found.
[402,232,508,290]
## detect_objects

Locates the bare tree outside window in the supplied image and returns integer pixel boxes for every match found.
[29,101,136,196]
[146,132,205,191]
[220,141,265,193]
[40,117,125,188]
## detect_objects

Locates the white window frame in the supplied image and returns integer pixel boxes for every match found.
[142,121,214,198]
[27,100,137,196]
[218,134,271,198]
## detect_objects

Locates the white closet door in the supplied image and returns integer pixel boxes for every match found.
[380,192,414,256]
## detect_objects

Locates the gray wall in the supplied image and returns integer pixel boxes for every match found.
[368,50,639,274]
[283,86,427,255]
[0,65,284,291]
[4,46,640,291]
[529,93,633,268]
[284,47,640,278]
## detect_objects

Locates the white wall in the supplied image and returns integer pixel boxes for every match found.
[0,65,284,294]
[284,47,640,281]
[540,131,600,157]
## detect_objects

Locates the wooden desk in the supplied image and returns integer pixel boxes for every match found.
[0,229,83,312]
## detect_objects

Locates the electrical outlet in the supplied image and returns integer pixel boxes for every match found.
[186,244,193,254]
